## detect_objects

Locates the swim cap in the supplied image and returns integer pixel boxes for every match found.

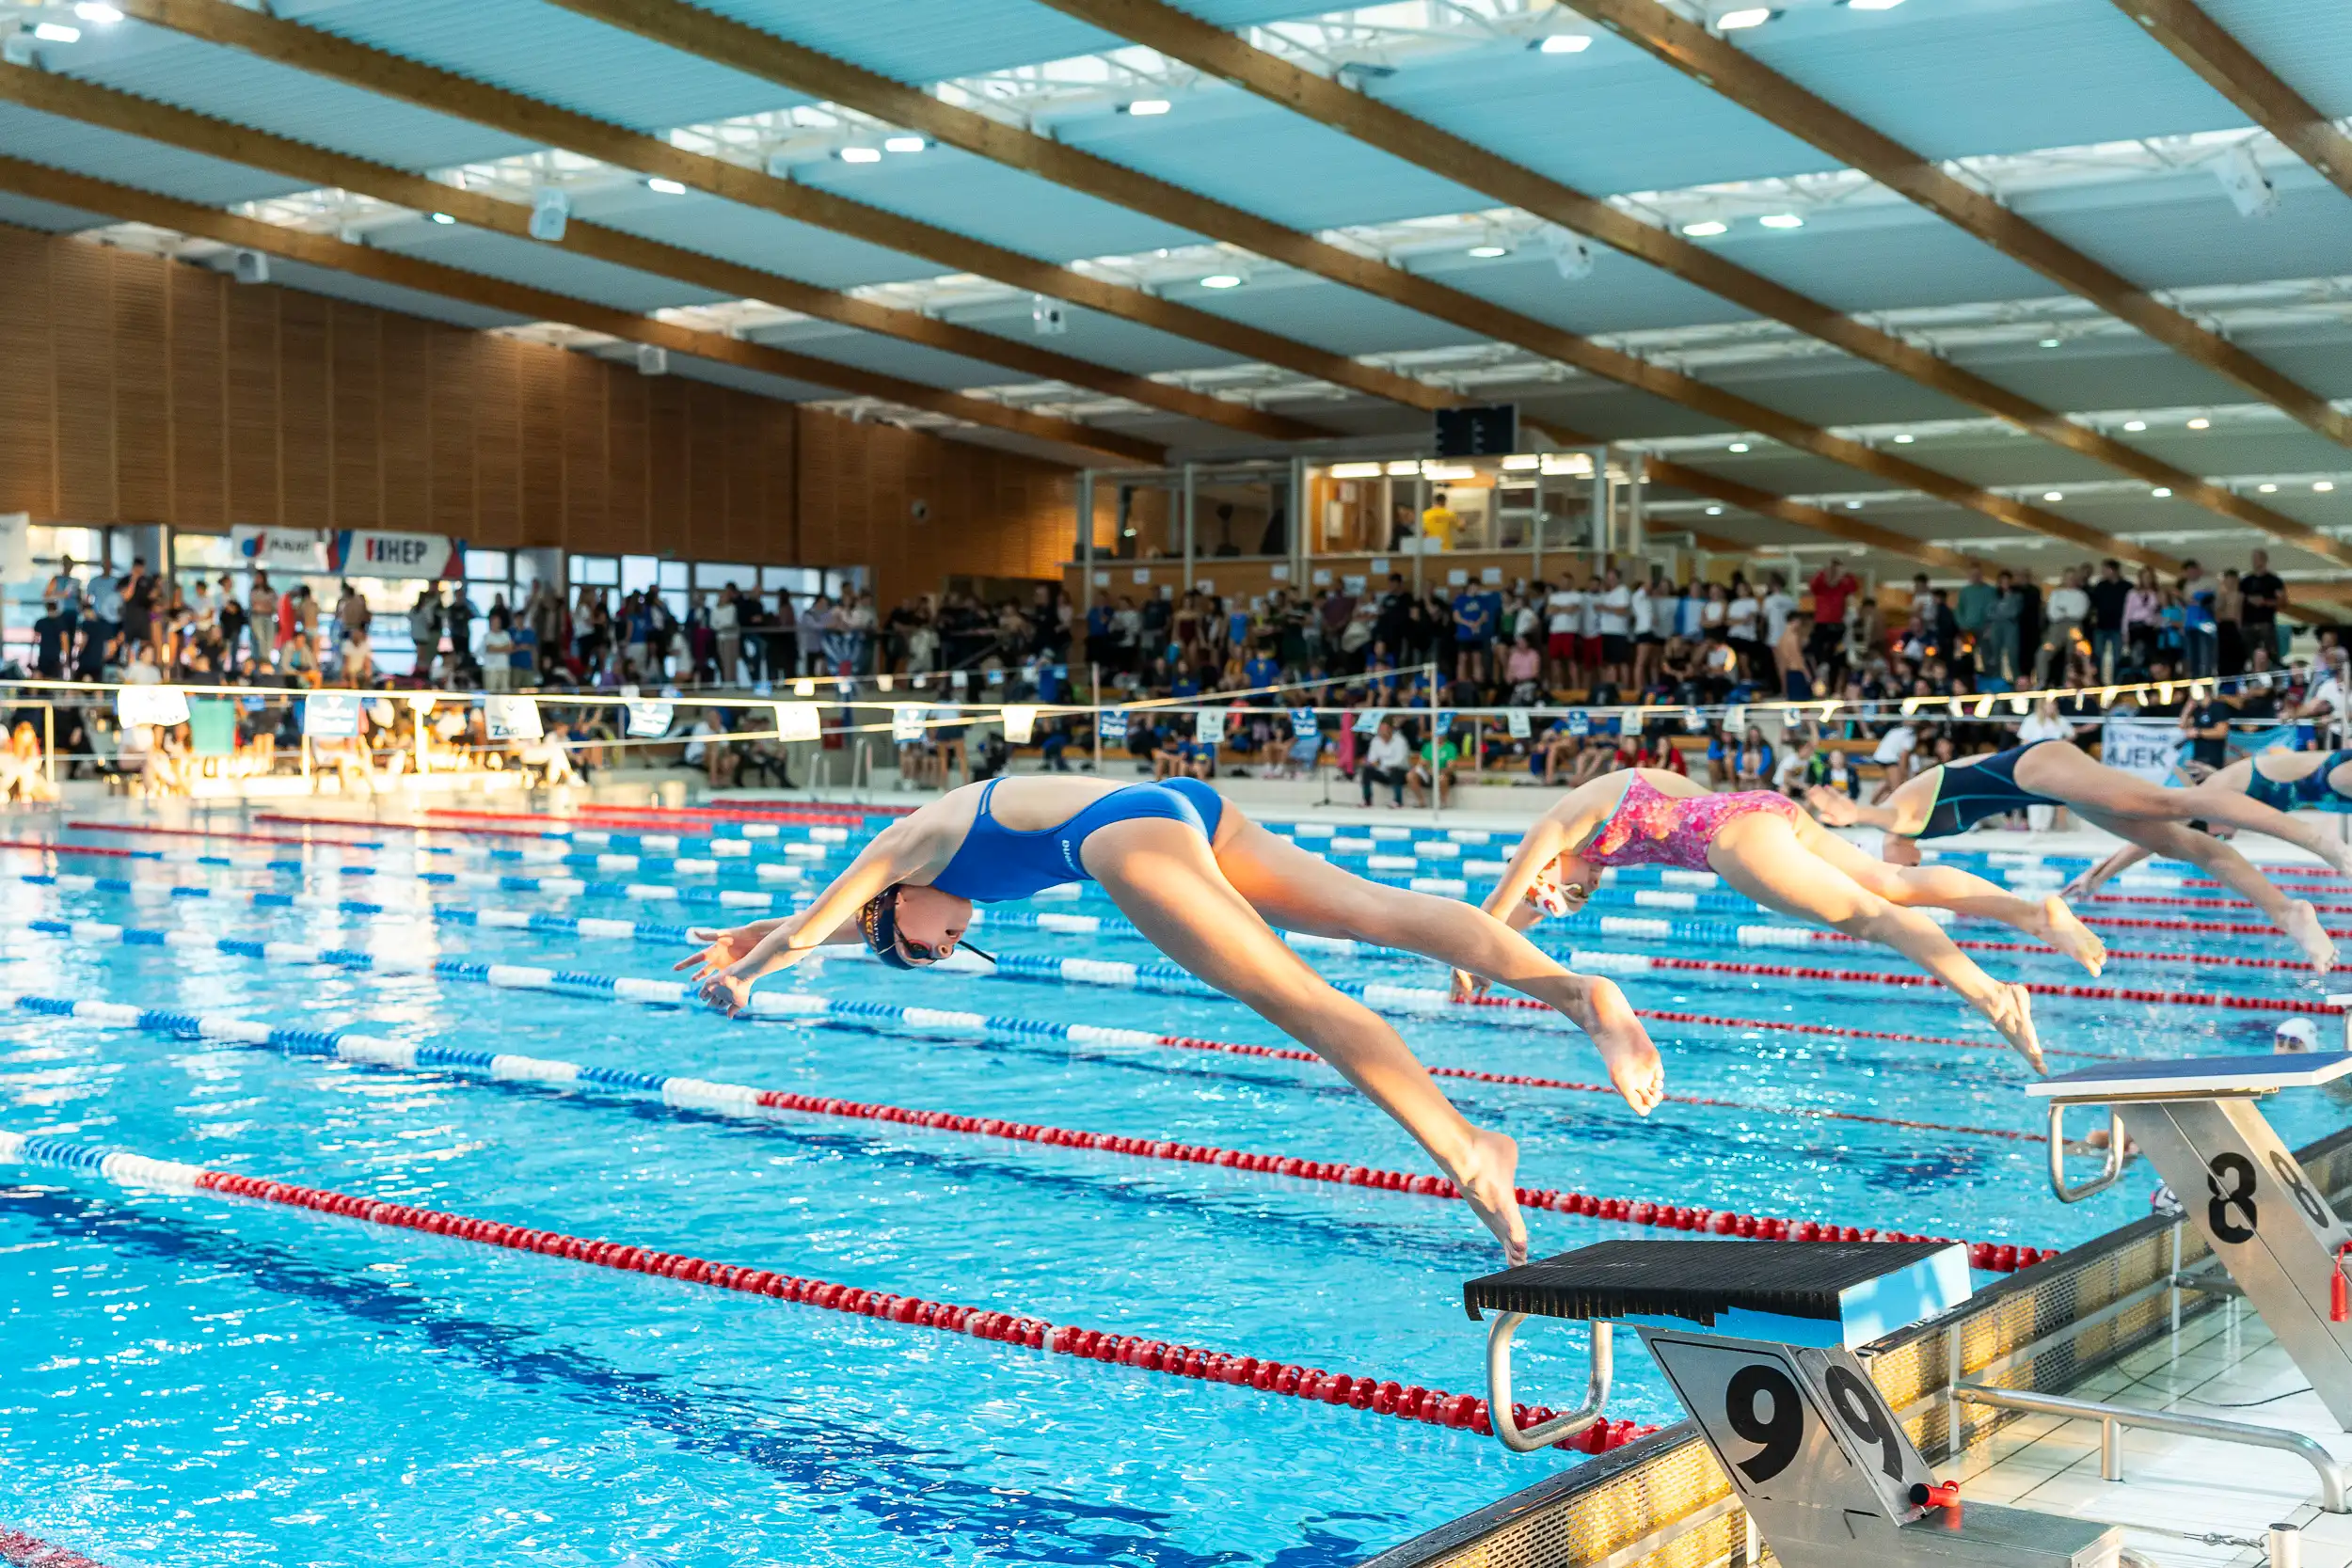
[2276,1017,2321,1053]
[859,886,922,969]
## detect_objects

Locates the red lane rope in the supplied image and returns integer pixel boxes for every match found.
[67,820,351,848]
[1813,928,2327,974]
[254,812,556,841]
[188,1165,1645,1449]
[1620,955,2334,1014]
[0,839,147,861]
[0,1529,111,1568]
[1454,998,2124,1062]
[1138,1033,2046,1137]
[2087,913,2352,940]
[429,802,903,825]
[2091,891,2352,914]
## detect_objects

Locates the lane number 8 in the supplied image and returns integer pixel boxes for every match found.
[2206,1152,2258,1245]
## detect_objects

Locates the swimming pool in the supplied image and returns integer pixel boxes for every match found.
[0,805,2340,1567]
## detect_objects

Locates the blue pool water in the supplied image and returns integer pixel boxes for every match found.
[0,810,2343,1567]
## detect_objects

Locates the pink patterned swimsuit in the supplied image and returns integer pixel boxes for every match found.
[1577,772,1799,872]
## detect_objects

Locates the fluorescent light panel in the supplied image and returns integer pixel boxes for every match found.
[1538,33,1593,52]
[1125,99,1171,116]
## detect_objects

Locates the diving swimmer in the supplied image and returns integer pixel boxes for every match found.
[677,774,1668,1262]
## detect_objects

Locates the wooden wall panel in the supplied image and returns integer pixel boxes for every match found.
[224,280,279,528]
[50,240,115,522]
[167,263,226,531]
[379,314,431,536]
[112,258,170,521]
[0,225,1073,591]
[0,228,55,517]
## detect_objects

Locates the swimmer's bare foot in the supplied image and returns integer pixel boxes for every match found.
[1450,967,1491,1004]
[1452,1126,1528,1266]
[1979,981,2042,1073]
[1545,974,1664,1114]
[2036,895,2106,976]
[2283,899,2338,975]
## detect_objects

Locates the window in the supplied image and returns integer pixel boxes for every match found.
[570,554,620,587]
[694,562,755,590]
[465,549,510,582]
[658,560,690,592]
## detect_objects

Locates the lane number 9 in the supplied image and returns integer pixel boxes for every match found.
[1725,1364,1804,1484]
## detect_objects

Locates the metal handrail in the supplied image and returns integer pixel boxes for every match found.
[2046,1101,2126,1203]
[1952,1382,2350,1513]
[1485,1315,1613,1453]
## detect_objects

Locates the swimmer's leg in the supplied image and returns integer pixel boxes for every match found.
[2075,807,2335,975]
[2019,742,2352,877]
[1209,817,1662,1114]
[1087,816,1528,1262]
[1711,813,2042,1072]
[1793,815,2104,974]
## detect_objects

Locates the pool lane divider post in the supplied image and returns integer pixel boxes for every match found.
[2,988,2058,1272]
[0,1124,1649,1454]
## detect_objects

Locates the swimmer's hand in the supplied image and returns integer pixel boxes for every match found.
[2058,866,2104,901]
[1804,785,1861,827]
[696,966,755,1018]
[1450,967,1491,1003]
[674,917,789,982]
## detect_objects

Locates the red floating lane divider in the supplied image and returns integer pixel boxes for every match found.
[0,839,147,861]
[1453,998,2124,1062]
[183,1165,1638,1448]
[1145,1035,2046,1138]
[255,812,552,841]
[746,1089,2052,1270]
[2087,913,2352,941]
[67,820,348,848]
[1627,955,2335,1015]
[2091,891,2352,915]
[0,1528,112,1568]
[1814,928,2327,974]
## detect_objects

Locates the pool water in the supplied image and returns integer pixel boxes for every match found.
[0,810,2340,1567]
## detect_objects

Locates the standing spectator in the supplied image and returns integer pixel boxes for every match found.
[444,583,474,673]
[32,599,71,680]
[795,594,830,678]
[712,585,742,685]
[1452,579,1492,684]
[120,557,156,658]
[1545,574,1586,690]
[2122,566,2163,673]
[247,572,278,667]
[1806,558,1858,667]
[2240,548,2285,664]
[408,586,444,681]
[2086,560,2129,683]
[1954,564,1996,675]
[2035,565,2090,688]
[1631,566,1665,692]
[2179,562,2217,678]
[480,610,513,693]
[1775,610,1816,701]
[1595,567,1632,689]
[2215,568,2246,677]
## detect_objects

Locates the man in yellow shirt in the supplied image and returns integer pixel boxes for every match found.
[1420,499,1458,551]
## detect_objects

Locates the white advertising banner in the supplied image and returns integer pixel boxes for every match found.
[1001,705,1039,745]
[775,704,822,743]
[326,529,464,579]
[230,526,329,573]
[116,685,190,729]
[485,695,543,740]
[2100,716,2187,785]
[302,692,361,739]
[624,700,675,739]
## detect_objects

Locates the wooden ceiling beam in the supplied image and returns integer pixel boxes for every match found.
[0,154,1165,464]
[1028,0,2352,571]
[2110,0,2352,206]
[519,0,2188,574]
[0,61,1287,451]
[106,0,1449,419]
[1561,0,2352,450]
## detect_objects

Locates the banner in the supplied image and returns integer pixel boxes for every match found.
[624,700,675,739]
[774,704,822,743]
[116,685,189,729]
[230,526,328,573]
[1434,710,1454,737]
[302,691,361,739]
[1505,710,1531,739]
[1097,710,1128,743]
[326,529,464,579]
[485,695,542,741]
[2100,716,2188,785]
[1194,709,1225,745]
[1565,709,1589,737]
[1352,708,1382,734]
[892,706,929,744]
[1002,706,1038,745]
[1288,707,1318,738]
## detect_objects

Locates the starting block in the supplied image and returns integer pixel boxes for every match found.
[2037,1051,2352,1430]
[1469,1240,2122,1567]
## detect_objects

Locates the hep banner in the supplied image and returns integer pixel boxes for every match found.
[326,530,464,579]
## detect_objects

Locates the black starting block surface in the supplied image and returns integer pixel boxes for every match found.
[2026,1050,2352,1103]
[1464,1240,1958,1325]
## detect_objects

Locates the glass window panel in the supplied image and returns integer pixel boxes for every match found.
[621,555,659,594]
[465,549,510,582]
[569,554,620,587]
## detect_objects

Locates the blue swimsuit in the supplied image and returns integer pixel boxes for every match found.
[928,778,1226,902]
[1914,740,2063,838]
[2248,751,2352,813]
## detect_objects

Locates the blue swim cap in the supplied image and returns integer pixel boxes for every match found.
[858,886,921,969]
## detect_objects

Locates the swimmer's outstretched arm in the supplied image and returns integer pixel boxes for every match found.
[1478,812,1575,927]
[680,816,954,1007]
[2063,843,2152,899]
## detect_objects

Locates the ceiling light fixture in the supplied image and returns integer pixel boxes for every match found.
[1727,441,1750,452]
[838,146,882,163]
[2038,337,2060,348]
[72,2,121,21]
[1705,505,1725,515]
[645,177,687,195]
[1892,433,1915,444]
[1467,244,1508,258]
[1757,214,1803,230]
[1846,0,1906,8]
[1385,461,1421,476]
[2259,483,2279,493]
[2042,490,2063,501]
[1199,274,1244,289]
[1327,462,1384,479]
[883,135,926,153]
[2186,417,2211,429]
[1124,99,1171,116]
[1538,33,1594,53]
[2122,420,2147,432]
[1681,219,1728,237]
[1845,500,1863,510]
[428,212,455,225]
[32,21,80,40]
[2151,487,2171,498]
[1716,8,1774,29]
